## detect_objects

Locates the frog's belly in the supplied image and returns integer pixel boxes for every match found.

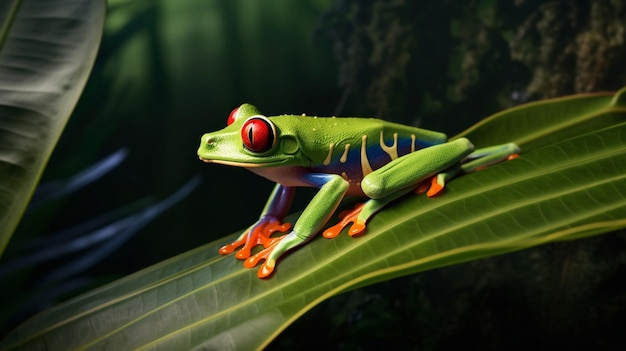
[247,166,312,187]
[247,166,366,196]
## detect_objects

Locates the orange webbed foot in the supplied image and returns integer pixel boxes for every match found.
[218,218,291,259]
[323,203,367,239]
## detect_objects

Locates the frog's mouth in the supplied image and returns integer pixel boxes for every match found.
[198,156,290,168]
[199,157,308,185]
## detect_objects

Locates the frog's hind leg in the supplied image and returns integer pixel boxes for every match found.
[324,138,476,238]
[323,141,521,238]
[323,164,463,238]
[461,142,520,173]
[427,142,520,197]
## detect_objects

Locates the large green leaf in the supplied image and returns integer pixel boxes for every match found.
[2,88,626,350]
[0,0,106,254]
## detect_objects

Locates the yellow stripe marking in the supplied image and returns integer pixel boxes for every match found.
[323,143,335,166]
[340,144,350,163]
[361,135,373,176]
[380,131,399,160]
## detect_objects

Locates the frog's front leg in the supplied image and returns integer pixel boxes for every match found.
[245,173,349,278]
[219,184,294,259]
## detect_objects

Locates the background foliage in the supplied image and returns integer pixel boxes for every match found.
[1,0,625,349]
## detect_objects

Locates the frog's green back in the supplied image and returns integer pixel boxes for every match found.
[268,114,448,169]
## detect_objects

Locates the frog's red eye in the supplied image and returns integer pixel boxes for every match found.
[227,107,240,126]
[241,116,276,153]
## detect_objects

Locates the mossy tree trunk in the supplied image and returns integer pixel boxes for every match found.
[317,0,626,131]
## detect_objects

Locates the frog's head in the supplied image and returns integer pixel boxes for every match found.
[198,103,306,167]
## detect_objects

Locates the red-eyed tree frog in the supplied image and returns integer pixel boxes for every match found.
[198,104,519,278]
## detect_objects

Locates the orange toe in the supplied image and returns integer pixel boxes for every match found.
[323,223,345,239]
[218,236,247,255]
[507,153,520,160]
[235,247,252,259]
[426,176,444,197]
[244,254,262,268]
[348,221,366,236]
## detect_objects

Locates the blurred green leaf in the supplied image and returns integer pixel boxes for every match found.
[0,0,106,254]
[2,88,625,350]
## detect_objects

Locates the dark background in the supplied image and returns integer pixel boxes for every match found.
[2,0,626,349]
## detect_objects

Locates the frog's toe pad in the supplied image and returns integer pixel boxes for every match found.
[257,262,275,279]
[218,237,246,255]
[244,254,262,268]
[235,247,252,260]
[244,255,275,278]
[348,221,366,237]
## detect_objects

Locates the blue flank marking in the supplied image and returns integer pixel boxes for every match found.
[311,133,445,181]
[301,173,336,188]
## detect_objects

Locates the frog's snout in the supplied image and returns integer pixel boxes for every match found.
[197,133,216,161]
